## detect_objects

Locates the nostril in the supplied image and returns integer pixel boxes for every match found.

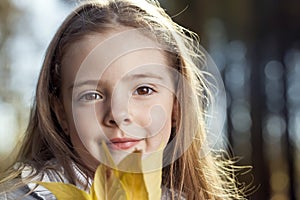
[114,116,131,126]
[114,112,131,125]
[123,118,130,124]
[108,119,117,125]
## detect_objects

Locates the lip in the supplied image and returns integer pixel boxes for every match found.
[107,138,142,150]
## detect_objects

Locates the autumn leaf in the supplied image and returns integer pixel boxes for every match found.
[37,141,163,200]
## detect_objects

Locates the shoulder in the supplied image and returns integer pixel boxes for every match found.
[0,160,62,200]
[0,182,55,200]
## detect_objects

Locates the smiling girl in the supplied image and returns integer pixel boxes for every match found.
[0,0,246,199]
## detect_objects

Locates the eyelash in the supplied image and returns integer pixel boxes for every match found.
[79,91,103,102]
[133,86,155,96]
[78,85,155,102]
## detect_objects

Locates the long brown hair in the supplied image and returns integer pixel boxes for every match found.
[1,0,247,199]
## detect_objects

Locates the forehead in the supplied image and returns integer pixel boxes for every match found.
[61,28,172,86]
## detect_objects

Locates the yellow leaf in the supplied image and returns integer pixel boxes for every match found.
[142,151,163,200]
[117,150,149,199]
[36,141,163,200]
[140,142,164,200]
[93,163,127,200]
[37,182,92,200]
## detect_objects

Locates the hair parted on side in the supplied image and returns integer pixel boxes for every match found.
[0,0,249,199]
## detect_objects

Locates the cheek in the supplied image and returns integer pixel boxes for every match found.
[68,107,105,165]
[72,107,99,135]
[129,99,173,150]
[145,115,172,152]
[128,95,173,137]
[148,105,170,136]
[67,105,106,152]
[129,102,170,136]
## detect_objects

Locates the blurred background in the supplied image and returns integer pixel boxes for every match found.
[0,0,299,199]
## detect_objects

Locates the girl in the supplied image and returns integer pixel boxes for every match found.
[0,0,247,199]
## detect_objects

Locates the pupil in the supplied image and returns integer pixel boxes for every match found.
[87,94,97,100]
[138,87,148,95]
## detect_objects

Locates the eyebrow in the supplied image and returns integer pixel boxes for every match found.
[123,72,165,81]
[69,72,166,90]
[68,80,100,90]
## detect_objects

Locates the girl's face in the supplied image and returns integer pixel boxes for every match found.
[57,29,177,167]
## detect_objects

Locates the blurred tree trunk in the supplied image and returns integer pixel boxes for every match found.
[0,0,23,170]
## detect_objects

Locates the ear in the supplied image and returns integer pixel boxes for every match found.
[171,99,179,128]
[52,97,69,136]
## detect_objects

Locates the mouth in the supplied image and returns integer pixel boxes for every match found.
[107,138,143,150]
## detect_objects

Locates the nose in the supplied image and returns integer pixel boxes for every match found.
[103,113,117,126]
[103,85,132,127]
[103,92,132,127]
[103,110,131,127]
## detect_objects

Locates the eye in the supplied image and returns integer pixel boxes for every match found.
[133,86,155,96]
[79,92,103,101]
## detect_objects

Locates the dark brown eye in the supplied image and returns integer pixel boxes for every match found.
[134,86,154,96]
